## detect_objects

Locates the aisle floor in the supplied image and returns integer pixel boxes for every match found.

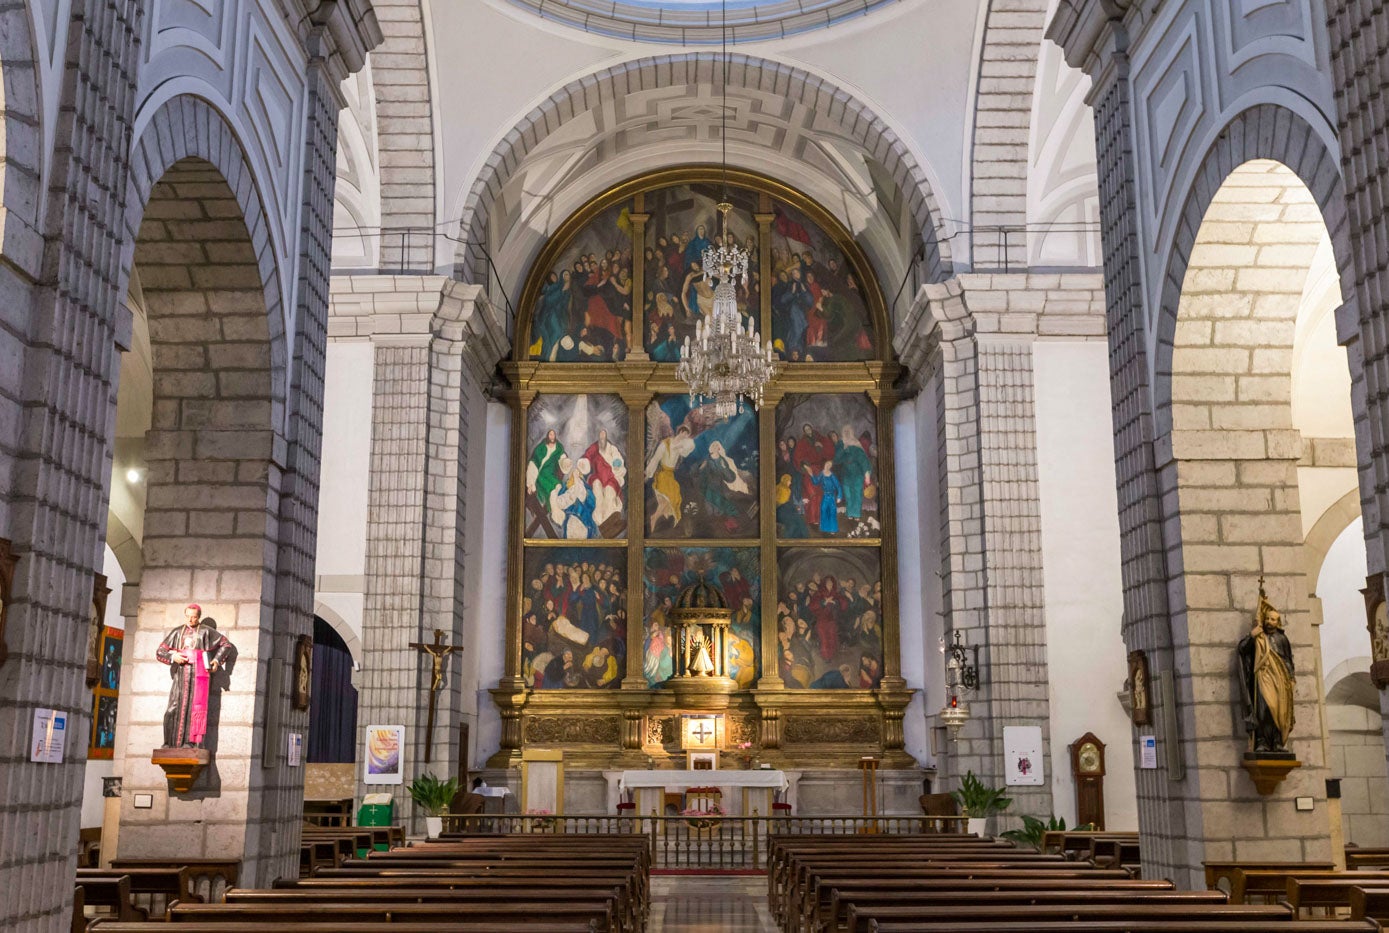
[648,874,777,932]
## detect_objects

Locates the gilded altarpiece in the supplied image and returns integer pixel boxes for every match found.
[490,168,913,770]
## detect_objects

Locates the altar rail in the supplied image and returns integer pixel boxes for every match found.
[438,813,968,870]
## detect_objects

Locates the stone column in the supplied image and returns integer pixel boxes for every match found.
[908,272,1108,825]
[351,277,504,823]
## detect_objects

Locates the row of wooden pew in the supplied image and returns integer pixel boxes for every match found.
[85,831,650,933]
[768,832,1380,933]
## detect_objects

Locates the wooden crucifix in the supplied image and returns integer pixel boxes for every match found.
[410,629,463,764]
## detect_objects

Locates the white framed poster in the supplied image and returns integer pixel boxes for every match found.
[1003,725,1044,786]
[364,724,404,785]
[31,708,67,763]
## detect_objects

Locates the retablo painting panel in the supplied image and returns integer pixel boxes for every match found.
[643,183,761,362]
[644,547,761,689]
[769,200,875,362]
[775,394,878,539]
[645,395,758,539]
[522,547,628,690]
[777,548,883,689]
[526,394,629,540]
[528,200,634,362]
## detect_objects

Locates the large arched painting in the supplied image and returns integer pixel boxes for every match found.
[522,547,627,689]
[774,394,878,539]
[528,200,635,362]
[643,547,760,689]
[645,394,758,539]
[769,200,876,362]
[525,394,629,539]
[643,183,760,361]
[524,181,877,366]
[777,547,882,689]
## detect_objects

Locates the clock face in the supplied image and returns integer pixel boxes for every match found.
[1078,742,1101,773]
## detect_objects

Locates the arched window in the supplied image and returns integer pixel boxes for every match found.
[497,168,909,764]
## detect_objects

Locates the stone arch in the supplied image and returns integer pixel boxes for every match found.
[1305,488,1362,592]
[109,95,292,887]
[0,2,44,275]
[1152,105,1355,435]
[119,96,288,414]
[455,52,955,310]
[1143,105,1368,866]
[313,600,362,665]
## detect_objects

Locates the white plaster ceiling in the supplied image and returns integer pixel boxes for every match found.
[503,0,906,44]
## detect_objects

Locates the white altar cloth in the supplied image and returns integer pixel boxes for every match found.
[617,769,788,793]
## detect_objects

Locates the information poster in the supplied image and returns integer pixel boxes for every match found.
[287,732,303,767]
[1003,725,1044,786]
[1140,735,1157,769]
[364,724,404,785]
[30,708,67,763]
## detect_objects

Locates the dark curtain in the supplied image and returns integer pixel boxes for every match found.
[308,616,358,763]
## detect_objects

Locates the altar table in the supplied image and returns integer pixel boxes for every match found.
[614,769,788,817]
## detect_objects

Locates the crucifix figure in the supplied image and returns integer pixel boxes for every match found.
[410,629,463,763]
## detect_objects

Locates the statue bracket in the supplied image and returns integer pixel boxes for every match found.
[1241,754,1301,796]
[152,747,210,794]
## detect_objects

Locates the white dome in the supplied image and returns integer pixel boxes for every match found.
[504,0,902,44]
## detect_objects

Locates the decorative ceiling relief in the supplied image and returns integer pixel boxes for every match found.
[504,0,903,44]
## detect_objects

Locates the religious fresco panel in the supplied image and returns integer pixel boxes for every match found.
[521,547,628,690]
[776,547,883,689]
[774,393,879,539]
[527,200,634,362]
[768,200,876,362]
[644,394,759,539]
[526,394,628,540]
[642,183,761,362]
[643,547,761,689]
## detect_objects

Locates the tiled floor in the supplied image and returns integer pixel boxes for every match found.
[648,874,777,932]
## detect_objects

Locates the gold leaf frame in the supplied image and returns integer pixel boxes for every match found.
[493,167,915,771]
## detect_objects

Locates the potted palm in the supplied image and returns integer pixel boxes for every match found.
[407,772,458,839]
[950,770,1011,837]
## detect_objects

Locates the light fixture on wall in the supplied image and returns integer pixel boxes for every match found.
[675,0,776,420]
[940,630,980,741]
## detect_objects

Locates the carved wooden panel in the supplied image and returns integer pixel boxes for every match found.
[783,714,880,745]
[524,715,622,745]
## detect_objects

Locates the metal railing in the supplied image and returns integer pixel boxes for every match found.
[438,813,969,870]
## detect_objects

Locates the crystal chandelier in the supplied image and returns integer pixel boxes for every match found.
[675,0,777,420]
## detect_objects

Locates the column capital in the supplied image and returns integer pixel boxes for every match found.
[1046,0,1133,75]
[292,0,383,91]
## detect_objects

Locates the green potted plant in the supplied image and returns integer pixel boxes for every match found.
[1000,813,1067,850]
[407,772,458,839]
[950,770,1011,837]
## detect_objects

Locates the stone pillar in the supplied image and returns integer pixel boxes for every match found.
[349,277,505,823]
[906,273,1108,825]
[0,7,143,931]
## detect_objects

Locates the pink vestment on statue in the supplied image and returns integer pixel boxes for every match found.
[189,650,210,745]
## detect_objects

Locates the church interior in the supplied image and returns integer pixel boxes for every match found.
[5,0,1389,930]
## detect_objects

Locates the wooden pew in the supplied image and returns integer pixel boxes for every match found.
[106,858,238,903]
[89,923,599,933]
[1203,860,1334,898]
[1345,847,1389,870]
[77,867,195,917]
[1286,875,1389,916]
[164,900,616,931]
[1232,868,1389,905]
[865,922,1376,933]
[850,902,1294,932]
[1348,884,1389,921]
[73,875,143,924]
[832,888,1226,933]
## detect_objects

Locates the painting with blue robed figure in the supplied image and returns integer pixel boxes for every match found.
[522,547,627,690]
[527,200,634,362]
[774,394,878,539]
[645,394,759,539]
[526,394,628,539]
[643,547,761,689]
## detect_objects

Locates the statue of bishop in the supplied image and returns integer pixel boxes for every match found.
[1236,581,1296,757]
[156,604,233,748]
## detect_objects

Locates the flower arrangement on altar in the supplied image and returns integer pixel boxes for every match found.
[734,740,754,769]
[524,808,556,832]
[681,800,725,831]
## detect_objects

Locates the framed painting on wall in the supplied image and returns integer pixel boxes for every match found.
[88,625,123,760]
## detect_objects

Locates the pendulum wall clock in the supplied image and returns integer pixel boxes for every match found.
[1070,731,1106,830]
